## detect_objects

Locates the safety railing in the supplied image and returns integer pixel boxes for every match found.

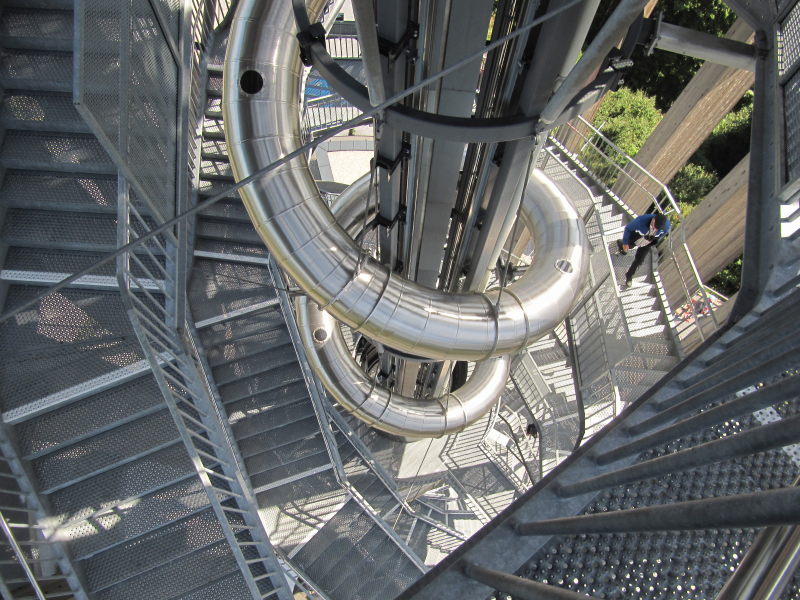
[0,436,86,599]
[116,181,292,600]
[481,409,538,494]
[267,259,463,567]
[548,117,725,356]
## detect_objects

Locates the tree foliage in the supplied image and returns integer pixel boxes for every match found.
[588,0,737,110]
[592,87,662,156]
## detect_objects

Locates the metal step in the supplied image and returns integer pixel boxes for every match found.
[322,525,393,595]
[196,218,264,245]
[0,91,89,133]
[207,332,292,368]
[32,410,179,494]
[225,379,311,417]
[0,49,73,92]
[171,571,254,600]
[231,398,317,441]
[245,432,329,478]
[0,130,114,174]
[45,444,195,520]
[188,259,276,322]
[218,363,306,404]
[13,375,163,459]
[211,343,300,385]
[291,499,365,570]
[92,540,244,600]
[2,246,162,280]
[193,238,270,262]
[0,286,145,415]
[80,508,226,593]
[197,198,250,223]
[248,448,332,492]
[0,170,117,210]
[200,157,233,180]
[303,517,382,593]
[238,416,324,458]
[2,208,118,250]
[66,475,211,561]
[255,463,341,508]
[200,311,288,348]
[201,137,227,159]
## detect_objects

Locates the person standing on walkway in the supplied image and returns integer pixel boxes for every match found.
[616,213,670,288]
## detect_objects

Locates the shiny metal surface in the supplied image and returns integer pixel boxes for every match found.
[299,174,508,437]
[223,0,590,361]
[297,296,511,437]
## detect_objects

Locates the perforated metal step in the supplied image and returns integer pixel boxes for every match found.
[32,410,179,493]
[0,48,73,92]
[80,507,227,594]
[0,91,89,132]
[0,286,145,414]
[92,540,244,600]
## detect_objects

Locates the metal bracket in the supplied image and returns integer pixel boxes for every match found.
[378,21,419,63]
[374,141,411,175]
[297,22,326,67]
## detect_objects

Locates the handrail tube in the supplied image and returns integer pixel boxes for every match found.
[512,487,800,535]
[0,511,47,600]
[596,374,800,465]
[558,414,800,496]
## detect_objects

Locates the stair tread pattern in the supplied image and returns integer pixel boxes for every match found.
[80,508,226,593]
[64,476,211,561]
[13,374,163,458]
[0,170,117,209]
[47,444,194,519]
[92,540,241,600]
[32,410,179,492]
[0,48,73,90]
[0,286,145,413]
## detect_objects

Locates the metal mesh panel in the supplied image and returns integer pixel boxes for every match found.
[32,411,178,492]
[780,1,800,76]
[1,131,112,168]
[3,209,118,247]
[62,475,210,559]
[126,0,178,219]
[92,540,239,600]
[0,49,73,88]
[0,287,145,413]
[522,406,800,600]
[786,69,800,181]
[81,508,225,592]
[177,572,254,600]
[46,444,194,518]
[151,0,181,46]
[13,375,163,457]
[0,171,116,209]
[1,7,73,39]
[77,0,178,221]
[2,91,85,129]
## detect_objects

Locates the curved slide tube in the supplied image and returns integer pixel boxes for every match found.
[223,0,590,362]
[297,175,508,437]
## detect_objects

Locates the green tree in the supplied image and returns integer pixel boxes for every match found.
[588,0,736,110]
[669,163,719,216]
[592,87,662,155]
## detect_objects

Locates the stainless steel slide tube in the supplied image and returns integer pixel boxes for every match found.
[297,175,509,437]
[223,0,590,361]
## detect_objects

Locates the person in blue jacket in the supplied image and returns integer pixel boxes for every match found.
[616,213,670,288]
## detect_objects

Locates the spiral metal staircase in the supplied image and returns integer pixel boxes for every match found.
[0,1,799,599]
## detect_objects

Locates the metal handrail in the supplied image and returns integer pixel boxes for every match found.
[0,510,47,600]
[549,117,725,355]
